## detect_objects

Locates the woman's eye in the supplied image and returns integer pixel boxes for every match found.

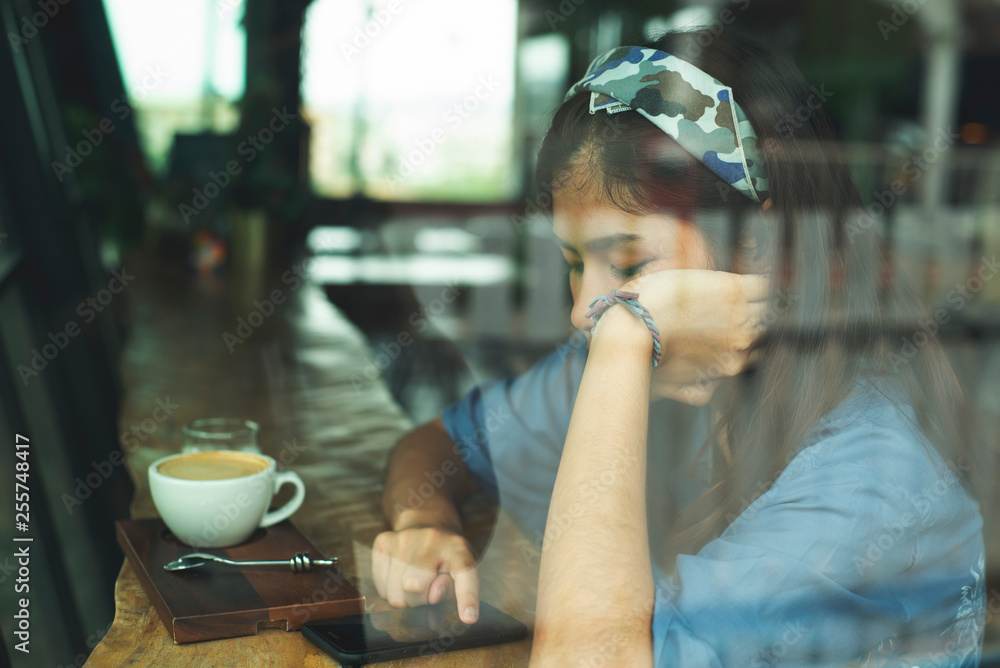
[564,259,583,274]
[610,261,651,280]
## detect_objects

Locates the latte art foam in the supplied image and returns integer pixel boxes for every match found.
[158,451,269,481]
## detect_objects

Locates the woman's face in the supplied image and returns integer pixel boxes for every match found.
[552,177,726,406]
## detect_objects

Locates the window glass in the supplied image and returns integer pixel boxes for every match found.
[102,0,246,173]
[302,0,518,201]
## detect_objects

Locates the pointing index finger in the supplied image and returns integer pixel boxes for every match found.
[452,565,480,624]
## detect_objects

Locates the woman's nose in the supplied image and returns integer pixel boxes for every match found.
[570,271,614,333]
[570,300,591,334]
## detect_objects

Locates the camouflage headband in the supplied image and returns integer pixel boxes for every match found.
[565,46,769,202]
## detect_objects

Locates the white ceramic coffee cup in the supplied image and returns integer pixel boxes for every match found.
[149,451,306,548]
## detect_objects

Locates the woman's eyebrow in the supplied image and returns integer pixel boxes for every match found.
[553,233,642,252]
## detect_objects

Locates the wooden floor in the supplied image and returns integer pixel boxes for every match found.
[86,249,538,666]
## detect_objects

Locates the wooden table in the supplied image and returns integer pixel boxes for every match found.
[86,250,539,666]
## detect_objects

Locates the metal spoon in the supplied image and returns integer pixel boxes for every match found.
[163,551,337,573]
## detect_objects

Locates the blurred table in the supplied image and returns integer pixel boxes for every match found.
[86,249,538,667]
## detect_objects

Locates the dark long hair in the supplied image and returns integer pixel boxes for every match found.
[536,29,982,564]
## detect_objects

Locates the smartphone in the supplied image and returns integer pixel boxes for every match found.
[302,601,528,666]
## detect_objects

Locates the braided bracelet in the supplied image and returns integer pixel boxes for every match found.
[584,289,663,367]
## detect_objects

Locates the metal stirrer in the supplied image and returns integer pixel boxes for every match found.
[163,551,337,573]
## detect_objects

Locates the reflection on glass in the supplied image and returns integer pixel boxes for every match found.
[102,0,246,173]
[301,0,517,201]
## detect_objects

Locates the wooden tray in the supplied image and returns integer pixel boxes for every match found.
[116,518,365,644]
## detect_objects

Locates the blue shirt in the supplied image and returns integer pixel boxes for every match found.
[442,336,985,667]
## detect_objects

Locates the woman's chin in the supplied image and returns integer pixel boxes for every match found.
[652,378,721,405]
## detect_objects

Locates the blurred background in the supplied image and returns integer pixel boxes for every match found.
[0,0,999,664]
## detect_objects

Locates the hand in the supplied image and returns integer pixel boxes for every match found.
[368,602,450,641]
[596,270,770,403]
[371,526,480,624]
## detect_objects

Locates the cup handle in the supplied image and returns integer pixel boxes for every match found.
[260,471,306,528]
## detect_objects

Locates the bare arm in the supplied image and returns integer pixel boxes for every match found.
[529,270,765,665]
[381,416,479,531]
[374,417,483,623]
[530,308,656,667]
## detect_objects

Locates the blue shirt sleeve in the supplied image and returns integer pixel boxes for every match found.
[651,392,985,667]
[440,335,589,539]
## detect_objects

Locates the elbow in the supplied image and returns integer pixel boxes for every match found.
[529,615,655,668]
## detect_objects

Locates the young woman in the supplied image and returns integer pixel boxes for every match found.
[373,29,986,666]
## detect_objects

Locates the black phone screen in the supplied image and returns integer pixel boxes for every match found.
[302,601,527,664]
